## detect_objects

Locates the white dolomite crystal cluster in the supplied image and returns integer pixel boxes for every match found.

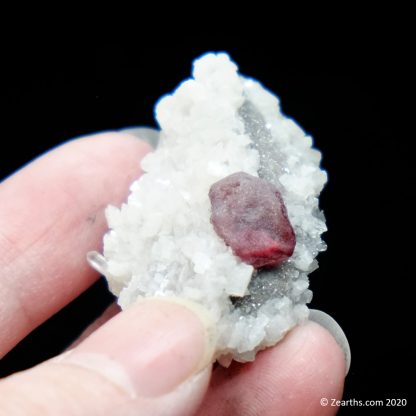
[89,53,328,365]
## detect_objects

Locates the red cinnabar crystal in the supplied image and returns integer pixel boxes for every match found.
[209,172,296,268]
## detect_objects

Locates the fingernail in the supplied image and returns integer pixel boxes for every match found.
[308,309,351,375]
[63,297,216,398]
[120,127,160,148]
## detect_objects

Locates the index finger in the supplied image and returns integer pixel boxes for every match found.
[0,133,151,357]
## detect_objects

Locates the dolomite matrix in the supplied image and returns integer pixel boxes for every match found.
[88,53,328,365]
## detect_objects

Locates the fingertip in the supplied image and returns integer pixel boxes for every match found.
[287,321,347,385]
[257,321,347,415]
[0,299,213,416]
[309,309,351,375]
[199,321,346,416]
[60,130,153,162]
[72,298,215,398]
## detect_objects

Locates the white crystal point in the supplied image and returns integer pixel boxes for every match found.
[87,251,108,276]
[93,52,328,363]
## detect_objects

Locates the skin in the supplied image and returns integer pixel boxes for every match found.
[0,133,346,415]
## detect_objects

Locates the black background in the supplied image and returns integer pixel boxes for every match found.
[0,45,411,412]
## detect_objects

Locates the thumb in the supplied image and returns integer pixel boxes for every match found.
[0,299,216,416]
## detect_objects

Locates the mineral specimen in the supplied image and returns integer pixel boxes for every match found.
[87,52,328,365]
[209,172,295,268]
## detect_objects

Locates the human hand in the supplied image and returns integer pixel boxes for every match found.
[0,133,348,415]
